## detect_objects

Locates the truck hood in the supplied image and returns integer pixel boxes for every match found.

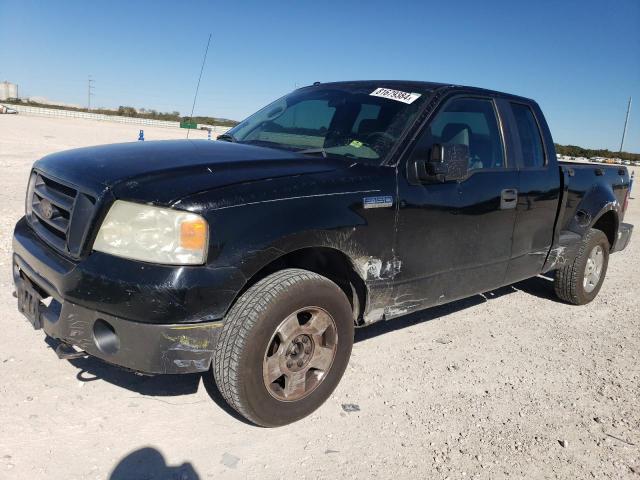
[34,140,347,205]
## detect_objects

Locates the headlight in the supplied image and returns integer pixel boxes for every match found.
[93,200,208,265]
[25,172,37,218]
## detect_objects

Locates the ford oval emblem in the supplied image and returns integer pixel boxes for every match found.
[40,199,54,219]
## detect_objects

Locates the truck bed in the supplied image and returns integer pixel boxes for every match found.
[558,161,630,239]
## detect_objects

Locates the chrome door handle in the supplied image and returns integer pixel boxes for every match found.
[500,188,518,210]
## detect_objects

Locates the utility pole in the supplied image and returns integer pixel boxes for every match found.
[87,75,95,111]
[619,96,632,153]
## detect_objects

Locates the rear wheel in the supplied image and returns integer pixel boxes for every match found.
[213,269,354,427]
[554,228,610,305]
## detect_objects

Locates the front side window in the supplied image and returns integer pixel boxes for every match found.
[411,97,505,170]
[226,85,429,163]
[510,103,545,168]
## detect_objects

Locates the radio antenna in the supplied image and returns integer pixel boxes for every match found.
[187,33,212,139]
[619,96,632,152]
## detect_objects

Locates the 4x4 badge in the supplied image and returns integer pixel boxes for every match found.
[363,196,393,209]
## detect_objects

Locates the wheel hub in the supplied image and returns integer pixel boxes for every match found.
[262,307,338,402]
[583,244,604,293]
[285,334,314,371]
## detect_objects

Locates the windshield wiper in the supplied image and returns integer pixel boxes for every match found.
[297,147,327,158]
[216,132,237,143]
[239,139,299,150]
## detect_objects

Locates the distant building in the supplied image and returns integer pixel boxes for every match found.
[0,81,18,100]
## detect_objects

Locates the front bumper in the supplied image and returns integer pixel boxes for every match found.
[612,222,633,253]
[12,217,246,374]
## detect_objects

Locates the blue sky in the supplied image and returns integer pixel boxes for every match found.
[1,0,638,152]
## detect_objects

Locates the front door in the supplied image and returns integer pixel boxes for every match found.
[391,96,519,317]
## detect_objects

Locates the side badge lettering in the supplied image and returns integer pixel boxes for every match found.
[363,196,393,209]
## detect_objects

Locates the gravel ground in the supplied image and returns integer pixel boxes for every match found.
[0,114,638,479]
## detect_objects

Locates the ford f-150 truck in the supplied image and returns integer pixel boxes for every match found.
[12,81,633,426]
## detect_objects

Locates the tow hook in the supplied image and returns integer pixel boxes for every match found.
[55,342,88,360]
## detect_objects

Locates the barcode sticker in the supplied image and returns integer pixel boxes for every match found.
[370,87,421,104]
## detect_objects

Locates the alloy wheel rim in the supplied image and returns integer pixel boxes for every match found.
[583,245,604,293]
[263,307,338,402]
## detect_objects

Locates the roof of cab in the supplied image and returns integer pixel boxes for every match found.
[306,80,535,104]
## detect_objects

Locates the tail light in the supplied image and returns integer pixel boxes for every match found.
[622,190,630,215]
[622,173,633,216]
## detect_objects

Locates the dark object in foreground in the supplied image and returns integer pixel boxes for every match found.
[12,80,633,426]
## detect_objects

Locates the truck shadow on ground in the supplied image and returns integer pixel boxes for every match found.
[46,334,202,396]
[43,339,255,424]
[43,274,560,422]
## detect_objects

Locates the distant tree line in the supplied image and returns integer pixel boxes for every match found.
[3,99,239,127]
[555,144,639,162]
[114,106,239,127]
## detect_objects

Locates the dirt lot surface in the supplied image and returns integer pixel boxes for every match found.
[0,114,638,479]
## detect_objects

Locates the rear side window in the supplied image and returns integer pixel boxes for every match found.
[511,103,545,168]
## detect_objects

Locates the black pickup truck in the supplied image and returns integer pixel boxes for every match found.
[12,81,633,426]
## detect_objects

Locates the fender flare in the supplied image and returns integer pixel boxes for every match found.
[567,185,621,243]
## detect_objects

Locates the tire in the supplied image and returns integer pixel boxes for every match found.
[213,268,354,427]
[554,228,610,305]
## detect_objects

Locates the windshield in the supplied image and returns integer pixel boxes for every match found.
[225,84,429,163]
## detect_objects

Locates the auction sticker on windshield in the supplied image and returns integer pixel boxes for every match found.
[370,87,421,104]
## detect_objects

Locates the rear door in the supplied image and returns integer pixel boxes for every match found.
[392,95,519,314]
[502,101,561,284]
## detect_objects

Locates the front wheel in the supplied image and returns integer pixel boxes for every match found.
[213,269,354,427]
[554,228,610,305]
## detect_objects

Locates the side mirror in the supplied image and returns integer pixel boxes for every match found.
[416,143,470,182]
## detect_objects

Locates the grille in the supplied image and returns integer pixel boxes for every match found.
[27,172,96,257]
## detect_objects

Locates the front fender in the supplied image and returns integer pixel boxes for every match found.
[177,165,398,320]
